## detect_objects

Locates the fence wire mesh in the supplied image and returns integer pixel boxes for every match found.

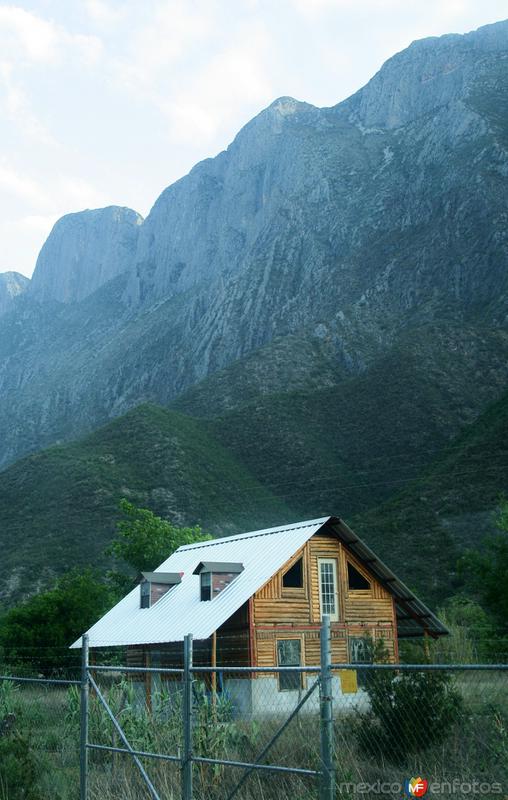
[0,652,507,800]
[329,665,508,799]
[0,674,80,800]
[190,666,322,800]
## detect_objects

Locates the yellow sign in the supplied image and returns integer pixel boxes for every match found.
[339,669,358,693]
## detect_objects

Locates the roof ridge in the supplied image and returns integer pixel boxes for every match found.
[178,517,330,552]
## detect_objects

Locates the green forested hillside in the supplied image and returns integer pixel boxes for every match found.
[1,378,507,606]
[176,323,508,519]
[0,405,292,603]
[352,389,508,599]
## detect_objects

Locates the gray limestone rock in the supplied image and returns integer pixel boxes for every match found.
[0,19,507,469]
[30,206,143,303]
[0,271,29,316]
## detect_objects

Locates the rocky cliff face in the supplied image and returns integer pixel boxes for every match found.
[343,19,508,129]
[0,20,507,470]
[0,271,29,316]
[30,206,143,303]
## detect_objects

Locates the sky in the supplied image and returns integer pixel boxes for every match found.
[1,0,507,278]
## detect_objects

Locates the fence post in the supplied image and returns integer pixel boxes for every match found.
[319,615,334,800]
[80,633,89,800]
[182,633,193,800]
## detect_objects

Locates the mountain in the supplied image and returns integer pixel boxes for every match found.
[174,321,508,520]
[30,206,143,303]
[0,20,505,473]
[0,271,29,316]
[0,21,507,602]
[0,404,291,603]
[1,380,506,605]
[352,386,508,598]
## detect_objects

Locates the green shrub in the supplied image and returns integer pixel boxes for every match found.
[0,732,39,800]
[356,669,463,763]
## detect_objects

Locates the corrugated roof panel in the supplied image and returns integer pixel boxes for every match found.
[71,514,447,648]
[329,518,448,637]
[71,517,329,648]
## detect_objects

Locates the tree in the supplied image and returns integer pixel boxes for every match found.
[432,596,494,663]
[459,501,508,660]
[0,569,115,674]
[106,500,210,590]
[357,667,463,762]
[356,641,462,762]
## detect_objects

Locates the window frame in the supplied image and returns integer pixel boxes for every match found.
[276,638,303,692]
[317,558,339,621]
[348,635,374,688]
[200,571,211,601]
[140,580,151,609]
[346,560,372,593]
[281,556,305,595]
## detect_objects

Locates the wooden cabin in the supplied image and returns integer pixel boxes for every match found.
[74,516,447,714]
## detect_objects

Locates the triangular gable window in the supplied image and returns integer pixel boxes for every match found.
[347,562,371,591]
[282,557,303,588]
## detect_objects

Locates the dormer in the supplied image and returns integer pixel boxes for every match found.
[193,562,244,601]
[138,572,182,608]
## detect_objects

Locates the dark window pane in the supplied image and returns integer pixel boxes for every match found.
[277,639,302,691]
[282,558,303,588]
[349,637,373,688]
[201,572,211,601]
[347,562,371,590]
[140,581,150,608]
[349,637,373,663]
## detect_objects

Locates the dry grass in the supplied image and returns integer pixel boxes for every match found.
[0,670,507,800]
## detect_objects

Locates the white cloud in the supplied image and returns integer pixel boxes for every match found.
[0,5,60,62]
[0,62,56,145]
[109,5,275,147]
[0,5,102,65]
[0,161,107,218]
[0,161,48,205]
[0,7,103,145]
[115,0,213,91]
[85,0,123,26]
[161,26,274,144]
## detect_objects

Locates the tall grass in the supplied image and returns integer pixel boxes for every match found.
[0,670,506,800]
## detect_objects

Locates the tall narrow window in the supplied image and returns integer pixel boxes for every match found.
[200,572,211,601]
[140,580,150,608]
[349,636,373,688]
[277,639,302,691]
[318,558,338,621]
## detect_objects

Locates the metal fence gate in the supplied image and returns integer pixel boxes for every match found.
[82,616,335,800]
[1,618,507,800]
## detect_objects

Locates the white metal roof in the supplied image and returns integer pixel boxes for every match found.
[71,514,447,648]
[71,517,329,648]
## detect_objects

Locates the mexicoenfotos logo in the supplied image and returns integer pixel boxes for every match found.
[404,777,428,798]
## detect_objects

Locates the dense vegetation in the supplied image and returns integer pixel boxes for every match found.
[1,365,508,608]
[0,404,291,605]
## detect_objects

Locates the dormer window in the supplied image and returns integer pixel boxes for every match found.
[138,572,182,609]
[140,580,150,608]
[193,562,244,601]
[201,571,211,601]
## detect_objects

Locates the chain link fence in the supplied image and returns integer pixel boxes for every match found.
[0,626,507,800]
[0,673,81,800]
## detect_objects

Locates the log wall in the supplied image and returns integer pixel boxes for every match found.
[252,530,397,667]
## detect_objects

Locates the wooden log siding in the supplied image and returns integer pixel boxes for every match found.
[125,530,398,682]
[252,530,397,669]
